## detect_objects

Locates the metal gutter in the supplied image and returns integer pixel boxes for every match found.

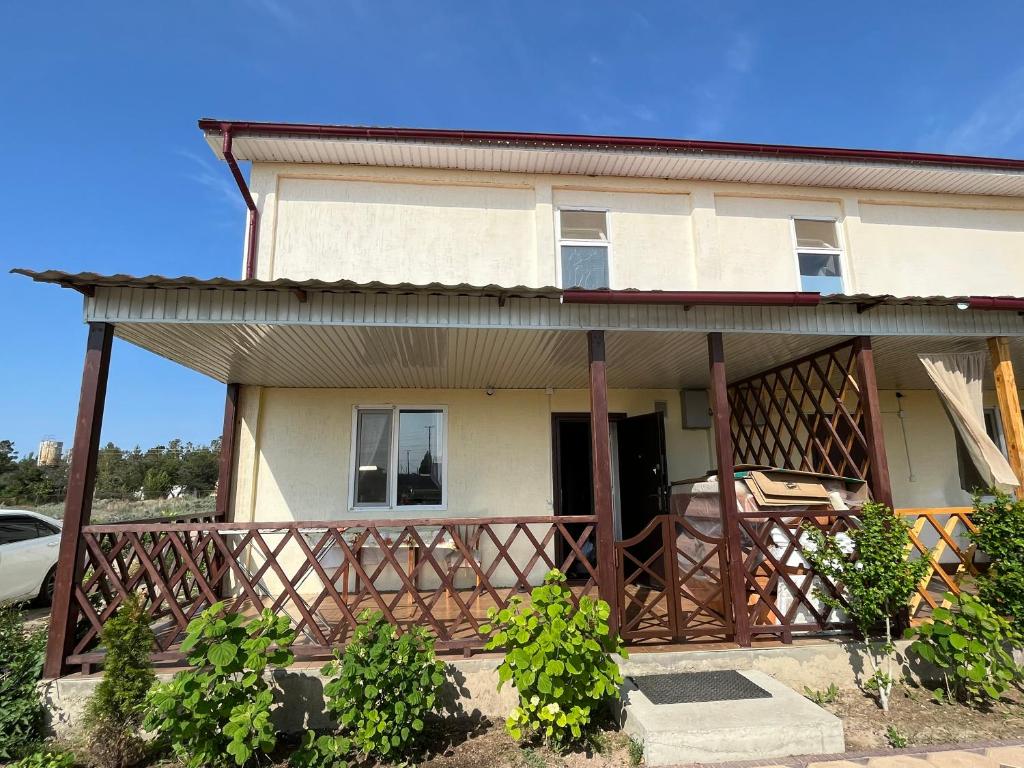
[220,125,260,279]
[197,118,1024,172]
[562,289,822,308]
[969,296,1024,311]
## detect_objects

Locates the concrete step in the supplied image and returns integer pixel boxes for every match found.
[619,669,845,766]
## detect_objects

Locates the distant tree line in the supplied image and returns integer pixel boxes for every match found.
[0,438,221,506]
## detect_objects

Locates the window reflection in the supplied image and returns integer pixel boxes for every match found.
[397,410,443,506]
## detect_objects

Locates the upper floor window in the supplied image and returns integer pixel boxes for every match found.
[793,218,845,294]
[558,209,609,289]
[351,406,446,509]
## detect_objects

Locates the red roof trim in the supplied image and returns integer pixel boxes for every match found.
[197,119,1024,172]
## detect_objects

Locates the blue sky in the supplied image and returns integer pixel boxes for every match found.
[2,1,1024,457]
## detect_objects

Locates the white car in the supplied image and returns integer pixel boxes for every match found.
[0,510,62,606]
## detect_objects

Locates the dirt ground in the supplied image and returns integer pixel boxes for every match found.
[824,684,1024,751]
[132,720,635,768]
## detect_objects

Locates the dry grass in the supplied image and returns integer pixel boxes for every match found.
[18,495,217,524]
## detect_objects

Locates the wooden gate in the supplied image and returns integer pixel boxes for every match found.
[615,514,733,643]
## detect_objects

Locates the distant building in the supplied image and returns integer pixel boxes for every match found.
[37,440,63,467]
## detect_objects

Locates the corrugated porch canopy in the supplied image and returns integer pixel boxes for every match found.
[14,269,1024,390]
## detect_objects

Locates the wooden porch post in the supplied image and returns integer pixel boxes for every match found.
[212,383,239,598]
[987,336,1024,498]
[707,332,752,647]
[587,330,620,634]
[215,383,240,519]
[44,322,113,678]
[852,336,894,508]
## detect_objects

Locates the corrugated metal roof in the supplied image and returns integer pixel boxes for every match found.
[16,268,1018,310]
[10,268,562,300]
[198,121,1024,197]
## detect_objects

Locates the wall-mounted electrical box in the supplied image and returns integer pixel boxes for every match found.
[680,389,711,429]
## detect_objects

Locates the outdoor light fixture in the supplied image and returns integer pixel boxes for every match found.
[956,301,970,310]
[485,386,496,396]
[358,465,378,471]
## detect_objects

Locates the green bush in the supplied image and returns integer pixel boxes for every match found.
[483,569,626,750]
[292,610,447,767]
[143,603,295,768]
[0,606,47,760]
[907,591,1021,705]
[968,491,1024,622]
[802,501,931,712]
[84,594,156,768]
[10,747,76,768]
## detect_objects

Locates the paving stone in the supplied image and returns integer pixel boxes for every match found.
[864,757,932,768]
[987,747,1024,768]
[926,751,1000,768]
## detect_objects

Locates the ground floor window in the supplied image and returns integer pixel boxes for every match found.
[351,406,446,509]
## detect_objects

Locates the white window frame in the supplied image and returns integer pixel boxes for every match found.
[790,216,848,294]
[349,405,448,512]
[984,406,1009,457]
[554,207,613,289]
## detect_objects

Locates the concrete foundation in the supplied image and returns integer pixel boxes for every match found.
[619,670,845,766]
[41,639,920,741]
[41,657,517,738]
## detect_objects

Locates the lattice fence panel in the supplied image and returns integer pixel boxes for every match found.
[728,340,870,482]
[68,516,599,670]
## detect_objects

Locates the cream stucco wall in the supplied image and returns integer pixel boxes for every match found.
[233,385,710,525]
[228,382,1021,594]
[230,385,711,591]
[247,162,1024,297]
[232,384,1013,523]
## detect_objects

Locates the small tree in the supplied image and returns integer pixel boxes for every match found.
[967,491,1024,622]
[802,502,930,711]
[85,593,156,768]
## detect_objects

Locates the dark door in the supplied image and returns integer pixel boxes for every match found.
[617,412,668,541]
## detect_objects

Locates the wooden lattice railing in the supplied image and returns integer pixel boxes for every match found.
[615,514,732,643]
[727,339,870,482]
[897,507,979,624]
[735,509,858,641]
[737,506,978,639]
[66,515,598,670]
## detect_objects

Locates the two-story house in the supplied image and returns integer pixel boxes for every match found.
[22,120,1024,677]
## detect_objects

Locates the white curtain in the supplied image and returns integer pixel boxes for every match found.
[918,352,1019,492]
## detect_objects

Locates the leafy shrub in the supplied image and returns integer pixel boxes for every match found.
[292,610,447,766]
[627,736,644,766]
[906,591,1021,705]
[143,603,295,768]
[483,569,626,749]
[802,501,930,712]
[0,605,47,760]
[84,594,155,768]
[968,491,1024,621]
[10,747,76,768]
[885,725,908,749]
[803,682,839,705]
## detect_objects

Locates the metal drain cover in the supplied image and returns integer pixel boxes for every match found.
[631,670,772,705]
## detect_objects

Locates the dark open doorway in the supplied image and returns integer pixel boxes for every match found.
[551,411,667,577]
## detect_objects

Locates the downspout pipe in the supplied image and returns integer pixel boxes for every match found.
[562,289,821,307]
[221,126,260,280]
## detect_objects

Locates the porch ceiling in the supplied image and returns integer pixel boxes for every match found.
[112,322,1024,391]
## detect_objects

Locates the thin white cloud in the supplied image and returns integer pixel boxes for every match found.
[726,31,755,74]
[174,148,245,211]
[921,66,1024,155]
[246,0,301,30]
[682,30,757,139]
